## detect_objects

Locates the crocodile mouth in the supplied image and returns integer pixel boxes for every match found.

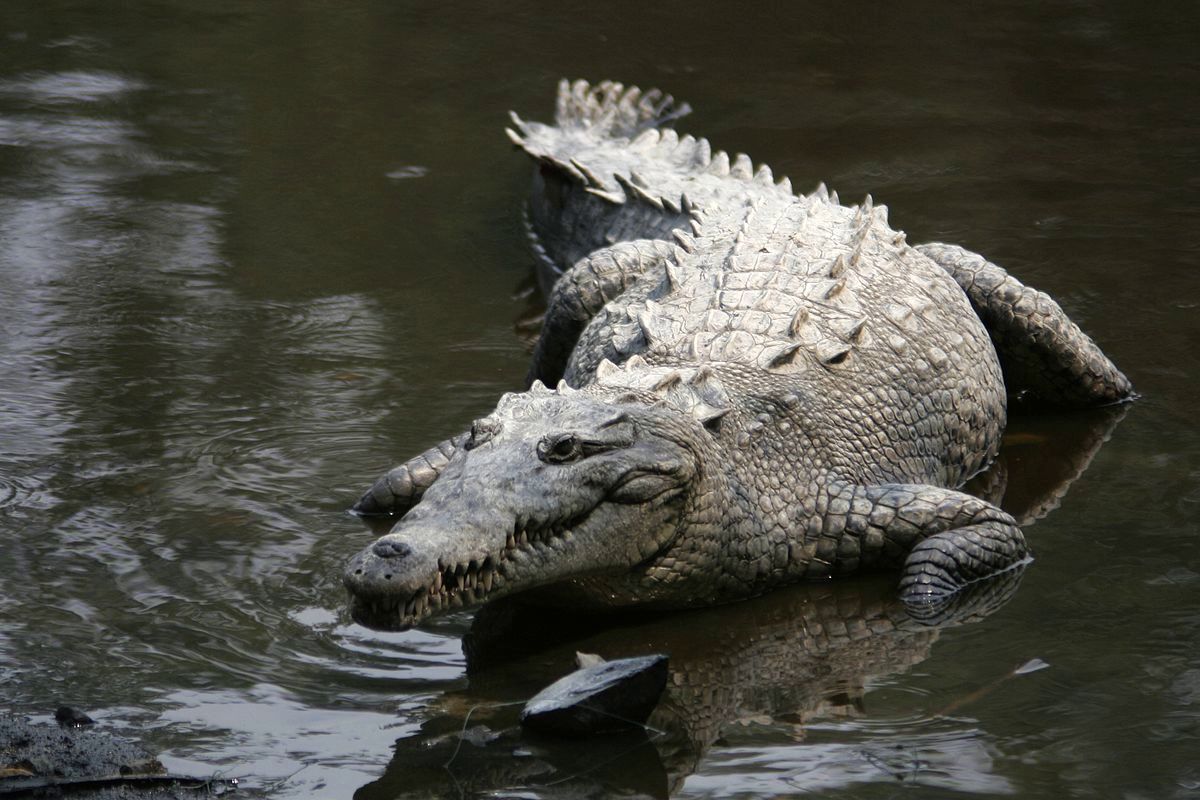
[348,519,581,631]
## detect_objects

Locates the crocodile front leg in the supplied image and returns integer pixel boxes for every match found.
[826,482,1031,602]
[351,433,467,516]
[528,238,676,386]
[917,242,1133,407]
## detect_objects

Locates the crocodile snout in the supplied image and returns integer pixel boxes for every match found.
[372,540,412,559]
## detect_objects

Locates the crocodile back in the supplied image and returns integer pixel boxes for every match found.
[516,81,1006,489]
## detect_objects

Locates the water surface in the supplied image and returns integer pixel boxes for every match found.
[1,2,1198,797]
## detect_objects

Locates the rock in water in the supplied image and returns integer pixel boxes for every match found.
[520,654,669,735]
[54,705,96,726]
[0,715,241,797]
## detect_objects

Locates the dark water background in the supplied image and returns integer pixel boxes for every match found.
[1,2,1198,797]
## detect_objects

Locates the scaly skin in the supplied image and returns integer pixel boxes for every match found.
[344,80,1132,629]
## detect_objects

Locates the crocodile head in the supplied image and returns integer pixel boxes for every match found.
[343,387,721,630]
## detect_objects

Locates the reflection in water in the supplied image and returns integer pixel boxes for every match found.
[966,404,1128,526]
[357,573,1023,798]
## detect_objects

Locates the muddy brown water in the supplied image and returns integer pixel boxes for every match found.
[1,2,1198,797]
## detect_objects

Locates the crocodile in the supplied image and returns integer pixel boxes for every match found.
[343,79,1133,629]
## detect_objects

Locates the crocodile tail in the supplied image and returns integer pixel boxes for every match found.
[552,79,691,138]
[507,80,698,281]
[507,80,690,154]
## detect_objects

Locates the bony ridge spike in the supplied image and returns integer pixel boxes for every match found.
[595,359,619,380]
[708,151,730,175]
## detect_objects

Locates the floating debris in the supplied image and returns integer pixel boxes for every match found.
[1014,658,1050,675]
[386,166,429,180]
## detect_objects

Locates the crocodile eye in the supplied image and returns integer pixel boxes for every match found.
[537,434,582,464]
[466,418,499,450]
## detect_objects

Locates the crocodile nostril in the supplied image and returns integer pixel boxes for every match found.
[372,540,412,560]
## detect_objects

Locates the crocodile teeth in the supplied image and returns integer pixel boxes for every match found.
[398,518,587,625]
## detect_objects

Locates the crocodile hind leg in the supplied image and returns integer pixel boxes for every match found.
[352,433,467,516]
[916,242,1133,407]
[831,482,1031,602]
[528,238,676,386]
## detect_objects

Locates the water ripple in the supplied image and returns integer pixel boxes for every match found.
[691,720,1012,796]
[0,70,145,105]
[152,684,408,799]
[0,469,49,511]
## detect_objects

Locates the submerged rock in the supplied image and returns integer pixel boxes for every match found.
[54,705,96,727]
[520,654,669,736]
[0,714,242,798]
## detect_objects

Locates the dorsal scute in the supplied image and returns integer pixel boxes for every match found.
[522,82,798,227]
[614,173,664,210]
[611,320,647,357]
[815,339,853,366]
[553,79,688,140]
[593,358,732,427]
[759,341,805,373]
[731,153,754,180]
